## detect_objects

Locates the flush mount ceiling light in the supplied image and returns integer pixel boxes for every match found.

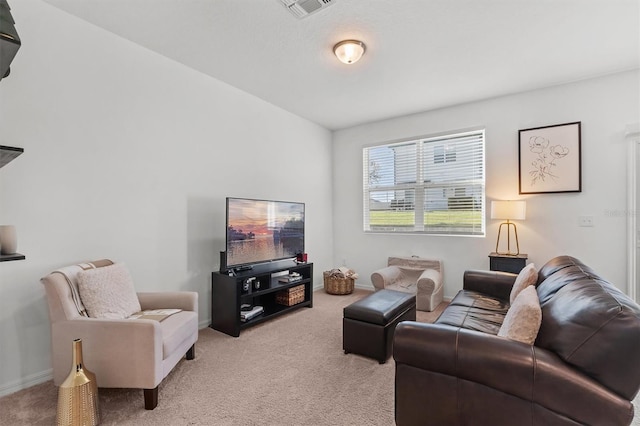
[333,40,366,65]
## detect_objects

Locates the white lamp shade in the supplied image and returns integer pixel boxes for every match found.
[491,200,526,220]
[333,40,366,64]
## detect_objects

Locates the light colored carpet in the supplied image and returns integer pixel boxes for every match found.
[0,288,637,425]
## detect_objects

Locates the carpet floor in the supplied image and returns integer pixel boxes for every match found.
[0,288,637,425]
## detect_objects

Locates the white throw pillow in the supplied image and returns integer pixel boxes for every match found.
[77,263,141,319]
[509,263,537,304]
[498,285,542,345]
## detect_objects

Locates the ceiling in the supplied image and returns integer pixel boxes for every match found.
[44,0,639,130]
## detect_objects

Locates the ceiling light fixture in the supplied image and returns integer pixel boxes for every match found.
[333,40,366,65]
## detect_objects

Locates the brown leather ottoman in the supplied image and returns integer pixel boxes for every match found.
[343,289,416,364]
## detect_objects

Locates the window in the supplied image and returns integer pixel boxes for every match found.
[363,129,485,235]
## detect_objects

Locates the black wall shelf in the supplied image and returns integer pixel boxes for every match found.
[0,253,25,262]
[1,145,25,262]
[0,145,23,168]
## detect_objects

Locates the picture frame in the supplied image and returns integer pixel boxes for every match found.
[518,121,581,194]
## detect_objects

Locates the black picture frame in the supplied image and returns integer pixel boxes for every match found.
[518,121,582,194]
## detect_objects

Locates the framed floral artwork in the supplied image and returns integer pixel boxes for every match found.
[518,121,582,194]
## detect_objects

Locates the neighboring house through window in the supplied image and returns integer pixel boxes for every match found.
[434,144,457,164]
[363,129,485,235]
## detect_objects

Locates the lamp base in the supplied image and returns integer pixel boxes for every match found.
[495,221,520,256]
[495,251,520,257]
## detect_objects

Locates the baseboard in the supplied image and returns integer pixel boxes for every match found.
[0,369,52,398]
[354,282,373,290]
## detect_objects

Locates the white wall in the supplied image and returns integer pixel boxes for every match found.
[333,70,639,298]
[0,1,333,395]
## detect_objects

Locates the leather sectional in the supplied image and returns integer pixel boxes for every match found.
[393,255,640,426]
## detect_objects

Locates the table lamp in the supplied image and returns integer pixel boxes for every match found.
[491,200,526,256]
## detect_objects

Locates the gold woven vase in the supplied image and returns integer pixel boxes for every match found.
[57,338,100,426]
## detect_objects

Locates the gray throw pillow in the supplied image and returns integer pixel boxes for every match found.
[498,285,542,345]
[509,263,537,304]
[77,263,141,319]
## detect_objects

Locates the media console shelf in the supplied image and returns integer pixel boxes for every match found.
[210,260,313,337]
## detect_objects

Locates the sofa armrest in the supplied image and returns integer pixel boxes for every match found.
[137,291,198,312]
[416,268,441,294]
[463,269,516,301]
[371,266,401,291]
[393,322,633,425]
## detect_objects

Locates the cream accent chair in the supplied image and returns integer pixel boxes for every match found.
[371,256,443,312]
[41,260,199,410]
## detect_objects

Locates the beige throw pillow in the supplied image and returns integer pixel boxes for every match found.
[77,263,141,319]
[509,263,537,304]
[498,285,542,345]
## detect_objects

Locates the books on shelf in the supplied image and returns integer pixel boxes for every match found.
[277,271,302,283]
[240,305,264,322]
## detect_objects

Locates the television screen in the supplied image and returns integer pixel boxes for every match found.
[225,197,305,269]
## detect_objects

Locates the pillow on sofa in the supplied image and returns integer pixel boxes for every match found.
[77,263,141,319]
[498,285,542,345]
[509,263,537,304]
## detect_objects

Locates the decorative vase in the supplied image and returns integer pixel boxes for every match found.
[0,225,17,255]
[57,339,100,426]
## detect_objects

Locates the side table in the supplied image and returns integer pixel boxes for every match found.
[488,252,528,274]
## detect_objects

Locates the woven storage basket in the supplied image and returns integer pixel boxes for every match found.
[323,271,354,295]
[275,284,305,306]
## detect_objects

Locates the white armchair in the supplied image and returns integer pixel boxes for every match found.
[371,256,443,312]
[41,259,199,410]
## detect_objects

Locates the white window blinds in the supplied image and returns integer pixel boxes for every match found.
[363,129,485,236]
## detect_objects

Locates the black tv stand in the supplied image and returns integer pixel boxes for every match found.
[210,260,313,337]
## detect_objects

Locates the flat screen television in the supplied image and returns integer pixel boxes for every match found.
[225,197,305,270]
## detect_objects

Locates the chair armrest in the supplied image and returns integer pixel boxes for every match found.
[51,317,162,388]
[463,269,517,301]
[137,291,198,312]
[393,322,632,425]
[416,268,441,294]
[371,266,401,291]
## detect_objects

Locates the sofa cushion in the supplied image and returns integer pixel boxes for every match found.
[436,290,509,334]
[77,263,141,319]
[498,286,542,344]
[509,263,537,304]
[535,255,640,399]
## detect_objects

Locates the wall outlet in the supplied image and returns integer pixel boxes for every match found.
[579,216,595,227]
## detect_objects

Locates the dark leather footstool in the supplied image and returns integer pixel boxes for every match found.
[343,289,416,364]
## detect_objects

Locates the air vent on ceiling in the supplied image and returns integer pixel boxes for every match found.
[279,0,335,19]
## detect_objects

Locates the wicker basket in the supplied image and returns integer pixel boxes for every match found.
[323,271,355,295]
[275,284,305,306]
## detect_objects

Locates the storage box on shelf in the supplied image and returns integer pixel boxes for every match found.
[275,284,305,306]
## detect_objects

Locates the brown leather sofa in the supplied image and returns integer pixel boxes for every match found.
[393,255,640,426]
